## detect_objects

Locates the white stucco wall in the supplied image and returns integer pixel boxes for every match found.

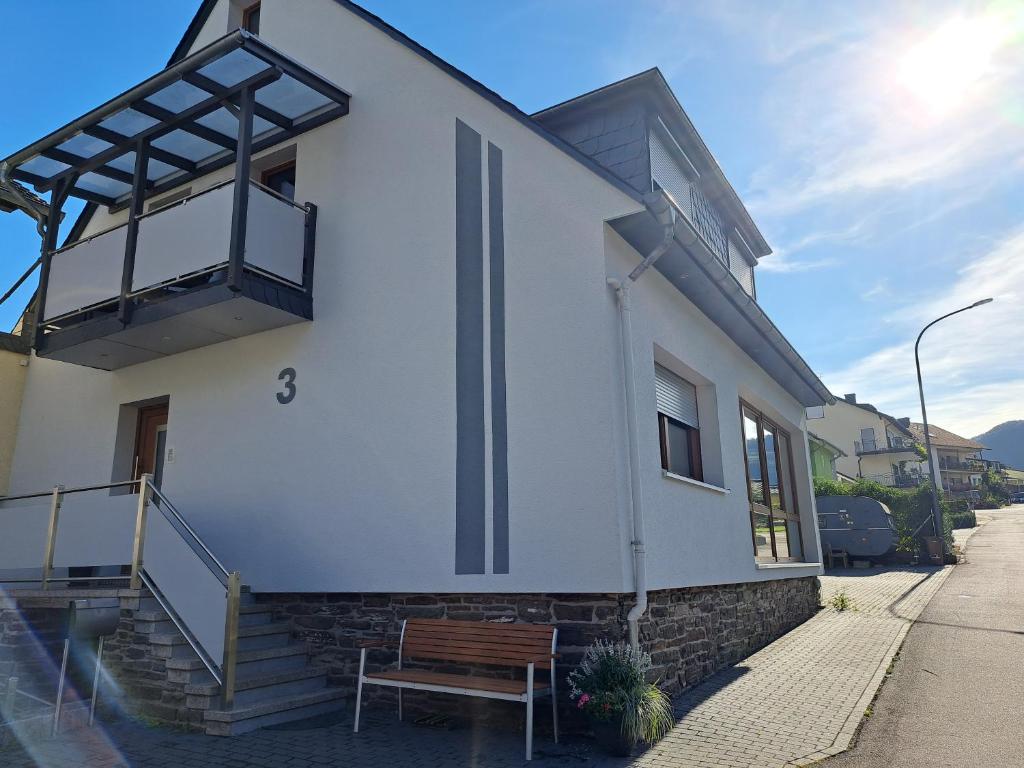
[7,0,822,594]
[604,231,822,589]
[0,349,28,496]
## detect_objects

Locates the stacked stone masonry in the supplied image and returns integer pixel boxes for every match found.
[256,576,819,732]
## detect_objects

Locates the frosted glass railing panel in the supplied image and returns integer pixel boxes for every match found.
[44,225,127,320]
[0,497,50,573]
[246,186,305,285]
[52,490,136,568]
[132,183,234,292]
[144,508,226,666]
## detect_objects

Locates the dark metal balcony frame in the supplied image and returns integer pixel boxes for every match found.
[0,30,349,354]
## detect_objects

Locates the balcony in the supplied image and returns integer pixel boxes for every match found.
[854,435,918,456]
[37,180,314,369]
[1,30,349,370]
[939,458,985,472]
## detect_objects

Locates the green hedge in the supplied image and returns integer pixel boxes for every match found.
[948,509,977,529]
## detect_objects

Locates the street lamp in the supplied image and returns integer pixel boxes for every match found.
[915,298,994,558]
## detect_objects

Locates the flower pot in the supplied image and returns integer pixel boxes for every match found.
[591,714,634,757]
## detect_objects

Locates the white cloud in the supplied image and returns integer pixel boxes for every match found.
[757,251,837,274]
[821,226,1024,437]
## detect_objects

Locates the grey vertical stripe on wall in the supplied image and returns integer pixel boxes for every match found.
[655,364,699,428]
[455,119,486,575]
[648,128,693,220]
[488,142,509,575]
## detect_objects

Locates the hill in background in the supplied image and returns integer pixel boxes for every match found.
[974,421,1024,469]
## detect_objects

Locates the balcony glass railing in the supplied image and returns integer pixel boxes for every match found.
[42,179,309,324]
[855,435,918,454]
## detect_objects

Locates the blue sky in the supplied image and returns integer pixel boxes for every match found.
[1,1,1022,437]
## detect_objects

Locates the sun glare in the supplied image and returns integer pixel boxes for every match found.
[898,15,1006,115]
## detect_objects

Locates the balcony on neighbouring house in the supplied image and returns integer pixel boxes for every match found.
[939,458,985,472]
[854,434,918,456]
[1,30,348,370]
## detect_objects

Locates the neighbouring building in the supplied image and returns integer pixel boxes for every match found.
[1001,467,1024,493]
[808,432,844,482]
[807,394,922,487]
[908,423,987,497]
[0,0,832,736]
[0,338,28,496]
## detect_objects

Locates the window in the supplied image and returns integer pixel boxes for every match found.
[242,2,261,34]
[740,403,802,562]
[656,365,703,482]
[261,161,295,201]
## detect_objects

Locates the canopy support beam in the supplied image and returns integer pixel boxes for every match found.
[119,139,150,323]
[183,72,293,129]
[34,175,78,347]
[227,86,255,292]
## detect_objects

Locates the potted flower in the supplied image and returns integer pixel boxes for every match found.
[568,640,673,756]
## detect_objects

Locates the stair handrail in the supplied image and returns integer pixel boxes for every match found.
[145,479,230,585]
[0,479,138,502]
[0,475,241,708]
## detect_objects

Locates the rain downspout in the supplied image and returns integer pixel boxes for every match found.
[609,201,676,651]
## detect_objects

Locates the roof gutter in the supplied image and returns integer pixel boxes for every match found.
[647,191,834,406]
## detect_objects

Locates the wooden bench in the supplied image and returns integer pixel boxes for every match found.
[353,618,559,760]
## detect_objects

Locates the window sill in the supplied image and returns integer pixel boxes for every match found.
[755,561,822,570]
[661,470,729,495]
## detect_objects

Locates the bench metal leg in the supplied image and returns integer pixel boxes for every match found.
[550,664,559,743]
[398,689,403,721]
[353,648,366,733]
[525,662,534,761]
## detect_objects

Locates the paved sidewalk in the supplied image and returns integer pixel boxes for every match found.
[0,566,952,768]
[825,508,1022,767]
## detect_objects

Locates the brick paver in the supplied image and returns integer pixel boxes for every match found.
[0,565,952,768]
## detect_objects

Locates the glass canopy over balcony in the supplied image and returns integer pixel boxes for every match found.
[0,30,349,369]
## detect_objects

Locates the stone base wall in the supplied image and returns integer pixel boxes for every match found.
[256,576,819,732]
[101,609,204,730]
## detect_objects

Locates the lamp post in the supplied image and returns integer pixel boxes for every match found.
[915,298,994,557]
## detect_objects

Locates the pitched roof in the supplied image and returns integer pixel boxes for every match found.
[908,422,986,451]
[0,176,48,218]
[533,68,771,258]
[835,397,915,437]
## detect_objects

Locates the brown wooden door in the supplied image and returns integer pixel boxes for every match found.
[134,404,168,485]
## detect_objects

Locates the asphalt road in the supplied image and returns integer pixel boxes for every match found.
[825,505,1024,767]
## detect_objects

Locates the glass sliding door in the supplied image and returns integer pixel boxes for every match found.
[740,402,803,563]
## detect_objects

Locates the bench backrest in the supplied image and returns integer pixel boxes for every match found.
[400,619,557,670]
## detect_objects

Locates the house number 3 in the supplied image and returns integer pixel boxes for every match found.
[277,368,297,404]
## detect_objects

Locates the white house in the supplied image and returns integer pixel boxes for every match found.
[809,394,922,487]
[0,0,832,736]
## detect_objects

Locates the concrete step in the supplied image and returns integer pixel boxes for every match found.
[166,643,309,685]
[185,666,327,710]
[236,622,291,652]
[238,605,275,627]
[148,632,196,660]
[203,688,347,736]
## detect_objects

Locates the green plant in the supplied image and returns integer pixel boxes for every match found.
[568,640,674,746]
[829,591,854,612]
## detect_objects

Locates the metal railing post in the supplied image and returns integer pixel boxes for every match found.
[129,475,153,591]
[221,571,242,708]
[41,485,64,590]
